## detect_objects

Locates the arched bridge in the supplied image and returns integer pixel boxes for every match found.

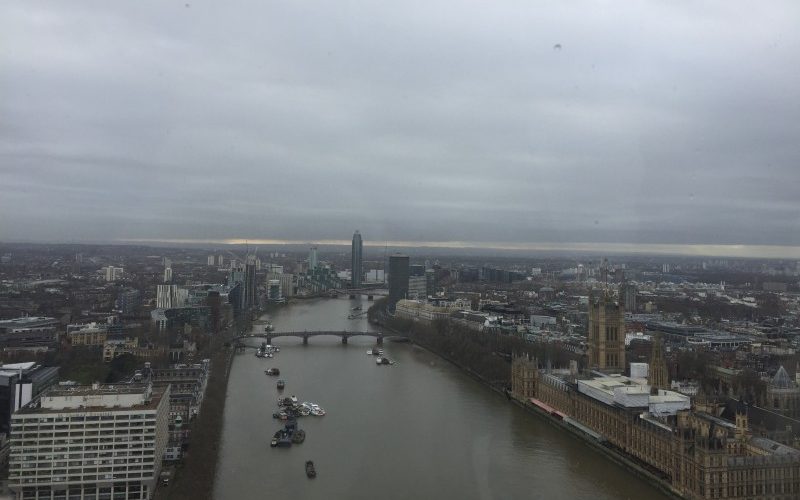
[234,330,391,346]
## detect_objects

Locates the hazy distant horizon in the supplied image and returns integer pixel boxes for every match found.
[3,237,800,260]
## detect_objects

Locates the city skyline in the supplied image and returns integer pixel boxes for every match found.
[2,1,799,247]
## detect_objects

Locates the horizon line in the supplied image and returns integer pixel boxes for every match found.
[103,238,800,259]
[4,237,800,259]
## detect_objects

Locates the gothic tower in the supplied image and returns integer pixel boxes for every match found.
[649,334,669,390]
[587,290,625,373]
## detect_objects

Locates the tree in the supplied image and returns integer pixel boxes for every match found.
[106,353,138,383]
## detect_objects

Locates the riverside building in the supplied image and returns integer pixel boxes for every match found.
[351,230,363,288]
[587,291,625,372]
[511,355,800,499]
[8,383,170,500]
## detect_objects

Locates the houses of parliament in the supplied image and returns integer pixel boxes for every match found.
[511,290,800,500]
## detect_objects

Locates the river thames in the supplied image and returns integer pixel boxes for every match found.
[213,297,670,500]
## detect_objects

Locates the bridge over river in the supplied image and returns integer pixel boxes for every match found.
[234,330,393,346]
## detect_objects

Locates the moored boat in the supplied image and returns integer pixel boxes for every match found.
[277,380,285,390]
[305,461,316,478]
[292,429,306,444]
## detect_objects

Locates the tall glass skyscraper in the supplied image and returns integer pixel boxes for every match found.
[351,230,363,288]
[308,246,318,272]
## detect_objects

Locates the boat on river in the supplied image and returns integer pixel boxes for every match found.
[292,429,306,444]
[376,357,394,365]
[305,461,316,478]
[277,380,285,390]
[265,368,280,376]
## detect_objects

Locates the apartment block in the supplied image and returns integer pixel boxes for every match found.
[8,383,170,500]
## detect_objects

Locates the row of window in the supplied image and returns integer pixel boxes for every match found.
[15,414,155,424]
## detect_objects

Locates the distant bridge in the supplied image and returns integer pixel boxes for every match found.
[234,330,393,346]
[329,287,388,298]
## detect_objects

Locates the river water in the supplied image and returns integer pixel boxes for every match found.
[214,298,670,500]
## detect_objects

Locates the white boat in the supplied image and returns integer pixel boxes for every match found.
[376,357,383,364]
[290,396,298,404]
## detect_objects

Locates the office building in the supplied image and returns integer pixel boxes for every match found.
[364,269,385,283]
[116,289,141,316]
[8,383,170,500]
[308,247,318,272]
[619,282,637,313]
[267,280,282,302]
[587,291,625,373]
[66,323,108,346]
[163,267,172,284]
[0,363,59,468]
[409,264,425,277]
[408,276,427,300]
[0,362,59,437]
[279,274,294,298]
[103,338,165,363]
[150,307,210,333]
[395,299,463,323]
[156,285,186,310]
[207,255,215,266]
[147,360,210,461]
[425,269,437,297]
[103,267,123,282]
[243,256,257,309]
[388,254,410,310]
[0,317,60,349]
[228,265,244,288]
[351,231,363,288]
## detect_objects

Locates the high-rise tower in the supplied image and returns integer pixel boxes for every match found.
[244,255,257,308]
[587,290,625,373]
[351,231,363,288]
[309,247,318,272]
[388,254,410,310]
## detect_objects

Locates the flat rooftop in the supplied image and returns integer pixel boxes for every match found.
[0,317,58,327]
[16,384,167,414]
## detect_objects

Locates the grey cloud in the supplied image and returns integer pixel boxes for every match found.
[1,0,799,250]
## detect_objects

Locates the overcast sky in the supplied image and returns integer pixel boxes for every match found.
[1,1,799,254]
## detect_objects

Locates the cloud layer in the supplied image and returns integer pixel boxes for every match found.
[2,1,799,248]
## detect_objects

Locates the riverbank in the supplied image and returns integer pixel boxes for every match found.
[380,321,684,500]
[154,321,240,500]
[506,395,683,499]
